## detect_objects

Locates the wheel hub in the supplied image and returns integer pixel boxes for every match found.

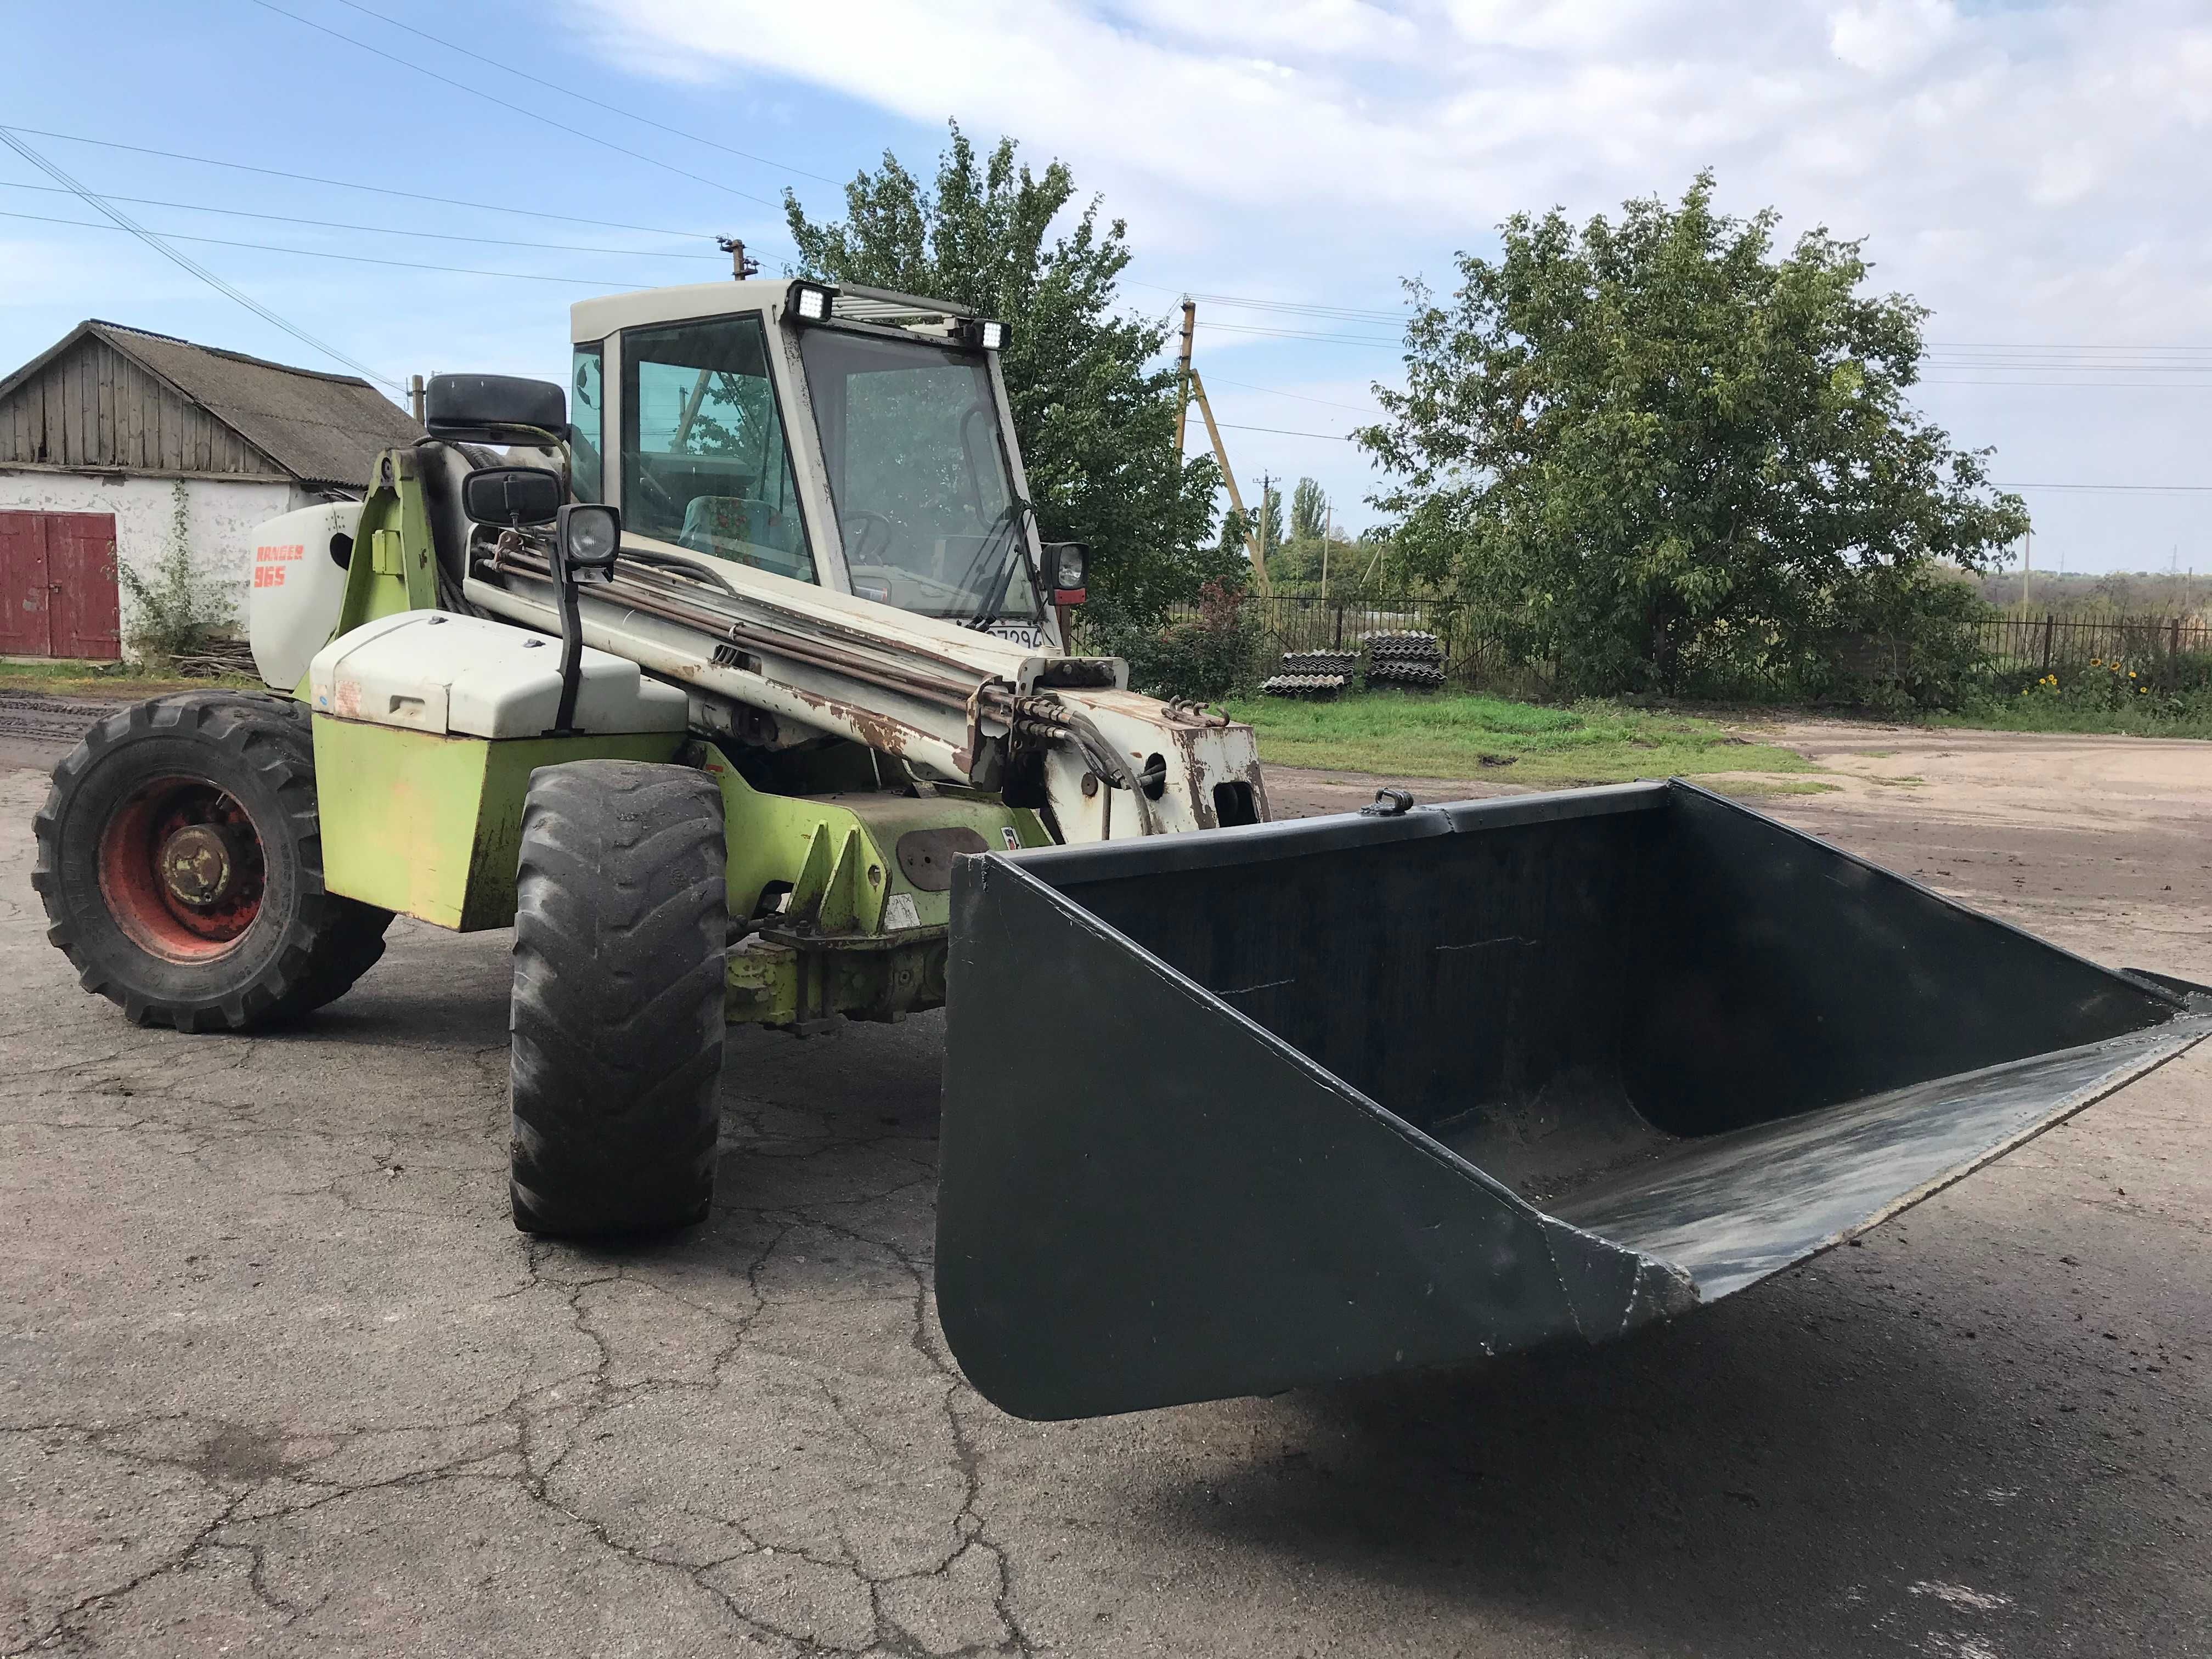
[160,823,237,907]
[95,777,269,962]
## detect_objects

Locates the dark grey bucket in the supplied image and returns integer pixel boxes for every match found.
[938,780,2210,1421]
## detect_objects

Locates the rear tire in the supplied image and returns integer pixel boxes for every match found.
[31,691,392,1031]
[508,760,727,1237]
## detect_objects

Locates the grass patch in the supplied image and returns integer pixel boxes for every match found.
[1924,700,2212,741]
[1226,690,1820,788]
[1700,776,1843,798]
[0,658,257,697]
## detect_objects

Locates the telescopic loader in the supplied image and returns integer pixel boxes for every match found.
[33,278,2212,1420]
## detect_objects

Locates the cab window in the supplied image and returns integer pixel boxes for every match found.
[619,316,814,582]
[570,343,603,502]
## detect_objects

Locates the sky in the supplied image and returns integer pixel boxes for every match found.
[4,0,2209,576]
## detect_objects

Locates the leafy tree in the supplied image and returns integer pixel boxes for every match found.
[1357,172,2030,696]
[1290,477,1328,542]
[1215,505,1249,561]
[785,123,1237,616]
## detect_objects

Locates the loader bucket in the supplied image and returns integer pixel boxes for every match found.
[936,780,2212,1421]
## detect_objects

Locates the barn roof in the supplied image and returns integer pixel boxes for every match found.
[0,320,421,489]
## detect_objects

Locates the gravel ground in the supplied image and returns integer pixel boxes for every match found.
[4,704,2209,1657]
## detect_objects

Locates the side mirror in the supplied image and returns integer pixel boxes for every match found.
[462,466,563,526]
[544,502,623,737]
[556,503,621,585]
[426,373,566,443]
[1042,541,1087,605]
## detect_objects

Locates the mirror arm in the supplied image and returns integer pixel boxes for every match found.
[548,537,586,736]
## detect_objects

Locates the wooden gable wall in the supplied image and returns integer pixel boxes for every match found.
[0,332,285,477]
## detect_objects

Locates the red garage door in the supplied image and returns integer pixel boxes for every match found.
[0,511,122,661]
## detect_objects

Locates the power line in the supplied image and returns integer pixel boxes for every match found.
[0,206,629,289]
[242,0,790,217]
[1993,482,2212,493]
[321,0,845,187]
[0,178,723,261]
[1214,421,1358,441]
[1209,376,1383,416]
[1187,292,1407,325]
[1931,341,2212,352]
[1923,359,2212,374]
[1148,283,2212,365]
[0,125,721,239]
[0,128,398,389]
[1198,320,1403,348]
[1128,280,1406,324]
[1922,379,2212,389]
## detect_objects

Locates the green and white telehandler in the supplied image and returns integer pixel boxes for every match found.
[31,275,2212,1421]
[32,276,1264,1234]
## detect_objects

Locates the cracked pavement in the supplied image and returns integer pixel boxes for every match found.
[5,738,2212,1657]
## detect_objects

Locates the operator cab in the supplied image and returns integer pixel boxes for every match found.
[568,279,1063,650]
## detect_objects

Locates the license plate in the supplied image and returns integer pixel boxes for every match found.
[984,622,1046,649]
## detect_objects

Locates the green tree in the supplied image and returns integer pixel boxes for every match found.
[1290,477,1327,542]
[785,122,1236,616]
[1357,172,2029,696]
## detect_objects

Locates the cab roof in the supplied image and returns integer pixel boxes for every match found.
[571,281,978,346]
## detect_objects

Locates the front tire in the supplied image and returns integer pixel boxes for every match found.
[508,760,728,1237]
[32,691,392,1031]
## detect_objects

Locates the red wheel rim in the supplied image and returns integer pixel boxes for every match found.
[95,776,268,963]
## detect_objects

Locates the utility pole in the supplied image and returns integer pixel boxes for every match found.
[2021,528,2032,616]
[1258,472,1273,575]
[717,237,760,280]
[1184,360,1272,594]
[1173,298,1196,462]
[408,374,426,425]
[1321,501,1332,600]
[1171,298,1272,592]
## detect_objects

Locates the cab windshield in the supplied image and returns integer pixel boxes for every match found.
[797,327,1039,624]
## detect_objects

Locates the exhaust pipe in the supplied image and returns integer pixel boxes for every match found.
[937,781,2210,1420]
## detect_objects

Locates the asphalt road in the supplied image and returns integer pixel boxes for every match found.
[4,711,2209,1657]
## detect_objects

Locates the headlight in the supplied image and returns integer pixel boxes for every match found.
[953,317,1011,351]
[557,503,622,578]
[787,280,837,323]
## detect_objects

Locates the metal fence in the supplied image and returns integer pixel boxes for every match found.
[1974,613,2212,676]
[1171,594,1558,694]
[1166,594,2212,699]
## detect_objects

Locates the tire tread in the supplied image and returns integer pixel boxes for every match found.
[508,761,727,1237]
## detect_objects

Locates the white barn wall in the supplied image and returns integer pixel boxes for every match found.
[0,469,313,656]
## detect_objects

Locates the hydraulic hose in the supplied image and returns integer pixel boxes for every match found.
[1057,708,1159,838]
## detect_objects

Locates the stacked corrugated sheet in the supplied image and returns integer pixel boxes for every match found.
[1364,630,1445,688]
[1261,647,1360,697]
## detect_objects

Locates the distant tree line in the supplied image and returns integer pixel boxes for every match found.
[784,130,2058,706]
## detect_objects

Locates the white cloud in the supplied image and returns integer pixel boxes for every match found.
[556,0,2212,562]
[563,0,2212,331]
[1829,0,1957,77]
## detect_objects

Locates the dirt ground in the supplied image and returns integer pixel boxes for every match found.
[4,703,2209,1658]
[1269,718,2212,980]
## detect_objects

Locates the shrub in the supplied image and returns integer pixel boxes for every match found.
[1986,653,2212,721]
[1080,579,1265,702]
[116,482,238,664]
